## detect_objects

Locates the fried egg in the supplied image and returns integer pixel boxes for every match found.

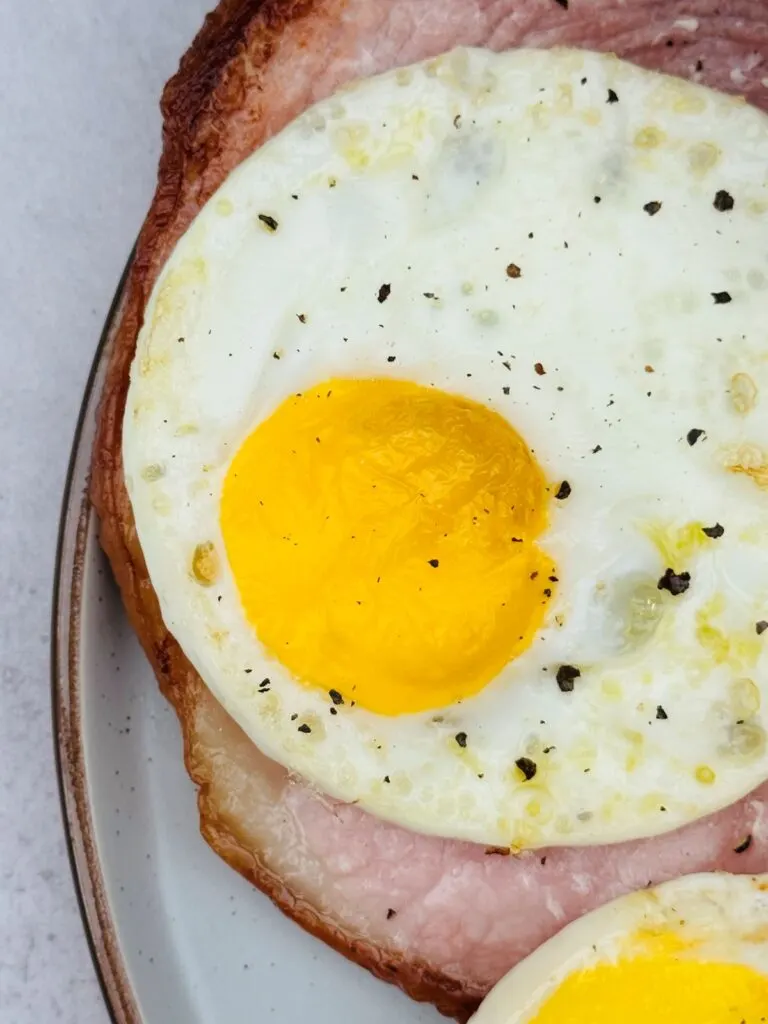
[124,47,768,848]
[470,871,768,1024]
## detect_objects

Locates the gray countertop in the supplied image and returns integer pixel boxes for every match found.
[0,3,210,1019]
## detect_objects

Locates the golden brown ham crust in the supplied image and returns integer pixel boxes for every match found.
[90,0,768,1018]
[91,1,476,1018]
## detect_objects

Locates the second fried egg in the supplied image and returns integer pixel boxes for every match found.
[124,47,768,848]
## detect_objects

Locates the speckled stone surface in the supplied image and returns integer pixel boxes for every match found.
[0,3,209,1020]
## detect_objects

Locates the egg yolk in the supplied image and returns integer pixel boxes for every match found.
[529,954,768,1024]
[220,378,555,715]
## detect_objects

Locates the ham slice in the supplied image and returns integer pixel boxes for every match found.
[90,1,768,1019]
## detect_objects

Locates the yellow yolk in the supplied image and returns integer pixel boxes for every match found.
[529,954,768,1024]
[220,378,555,715]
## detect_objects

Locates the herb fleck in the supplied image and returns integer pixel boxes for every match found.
[258,214,278,232]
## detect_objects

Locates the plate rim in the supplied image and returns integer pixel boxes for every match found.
[51,253,141,1024]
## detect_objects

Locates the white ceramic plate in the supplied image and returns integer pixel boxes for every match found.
[52,262,440,1024]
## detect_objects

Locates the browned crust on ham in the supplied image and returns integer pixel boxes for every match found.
[90,2,477,1019]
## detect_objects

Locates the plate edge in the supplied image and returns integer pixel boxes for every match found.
[51,253,142,1024]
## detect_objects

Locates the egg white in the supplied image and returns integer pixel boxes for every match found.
[469,871,768,1023]
[124,47,768,848]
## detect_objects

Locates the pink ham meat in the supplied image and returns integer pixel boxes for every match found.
[197,693,768,1006]
[90,0,768,1019]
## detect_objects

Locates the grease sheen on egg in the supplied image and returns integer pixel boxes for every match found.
[124,47,768,848]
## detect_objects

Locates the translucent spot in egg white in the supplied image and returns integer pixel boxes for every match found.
[723,720,766,763]
[141,463,165,483]
[610,576,666,654]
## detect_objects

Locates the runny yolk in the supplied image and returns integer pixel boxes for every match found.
[220,377,555,715]
[529,953,768,1024]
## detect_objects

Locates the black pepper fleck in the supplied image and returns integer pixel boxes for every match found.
[387,355,396,362]
[657,568,691,596]
[712,291,732,304]
[556,664,581,692]
[506,263,522,279]
[734,834,753,854]
[387,908,397,919]
[756,620,768,635]
[555,480,571,500]
[383,775,390,783]
[702,523,724,539]
[515,757,538,781]
[687,428,706,446]
[377,283,391,303]
[713,189,735,212]
[455,731,468,748]
[656,705,668,720]
[428,558,439,568]
[607,88,619,104]
[329,689,344,706]
[643,201,662,216]
[297,723,311,734]
[534,362,546,375]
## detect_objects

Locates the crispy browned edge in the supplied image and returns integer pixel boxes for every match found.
[89,2,478,1019]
